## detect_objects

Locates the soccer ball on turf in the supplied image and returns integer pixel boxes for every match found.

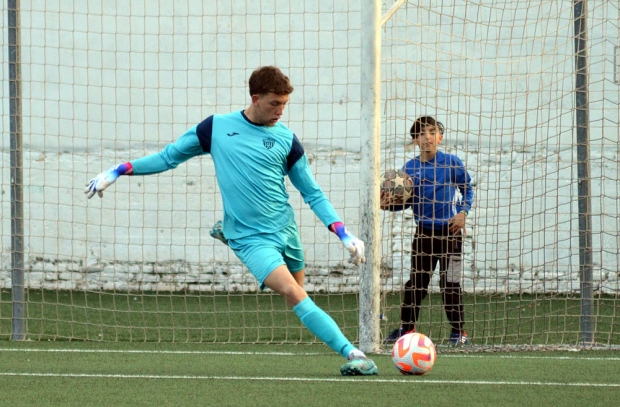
[391,332,436,375]
[380,170,414,203]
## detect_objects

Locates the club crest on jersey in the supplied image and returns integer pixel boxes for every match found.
[263,138,275,149]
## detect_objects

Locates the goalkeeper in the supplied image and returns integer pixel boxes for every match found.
[380,116,474,346]
[84,66,377,376]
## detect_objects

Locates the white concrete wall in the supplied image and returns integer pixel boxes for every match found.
[1,0,619,293]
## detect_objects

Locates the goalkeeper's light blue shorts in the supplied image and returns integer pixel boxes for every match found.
[228,222,305,290]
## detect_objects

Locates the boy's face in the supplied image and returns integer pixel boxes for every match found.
[251,92,290,126]
[412,125,443,153]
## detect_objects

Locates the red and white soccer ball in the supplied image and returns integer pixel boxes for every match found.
[391,332,436,375]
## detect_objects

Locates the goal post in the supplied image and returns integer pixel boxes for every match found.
[7,0,25,341]
[358,0,383,354]
[358,0,409,355]
[573,0,594,345]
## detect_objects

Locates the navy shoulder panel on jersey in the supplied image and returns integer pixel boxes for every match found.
[196,115,214,153]
[287,135,305,171]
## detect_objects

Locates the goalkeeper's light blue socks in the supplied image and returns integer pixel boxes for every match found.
[293,296,357,358]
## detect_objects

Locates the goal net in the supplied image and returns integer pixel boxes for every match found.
[1,0,619,350]
[0,1,365,343]
[379,0,620,349]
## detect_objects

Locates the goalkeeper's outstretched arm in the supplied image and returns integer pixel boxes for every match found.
[84,127,205,199]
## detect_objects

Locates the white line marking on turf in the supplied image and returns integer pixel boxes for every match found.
[0,348,325,356]
[1,348,619,361]
[440,354,620,361]
[0,372,619,387]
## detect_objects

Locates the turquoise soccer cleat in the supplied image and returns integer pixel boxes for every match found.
[340,356,378,376]
[209,220,229,245]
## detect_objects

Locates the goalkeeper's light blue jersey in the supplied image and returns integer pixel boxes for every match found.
[130,111,340,240]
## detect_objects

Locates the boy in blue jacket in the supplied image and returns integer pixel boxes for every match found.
[381,116,474,346]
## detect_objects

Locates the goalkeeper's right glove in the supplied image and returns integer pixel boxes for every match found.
[84,162,133,199]
[329,222,366,266]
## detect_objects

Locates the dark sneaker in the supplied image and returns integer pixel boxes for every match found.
[449,331,471,347]
[384,327,414,344]
[340,356,378,376]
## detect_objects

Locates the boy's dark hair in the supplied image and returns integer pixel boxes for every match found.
[410,116,445,139]
[248,66,294,96]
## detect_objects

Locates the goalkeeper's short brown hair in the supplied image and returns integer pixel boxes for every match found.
[248,66,294,96]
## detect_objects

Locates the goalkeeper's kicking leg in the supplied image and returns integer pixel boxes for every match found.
[228,227,376,376]
[264,266,377,376]
[214,217,373,375]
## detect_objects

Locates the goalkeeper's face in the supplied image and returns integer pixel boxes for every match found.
[250,93,290,126]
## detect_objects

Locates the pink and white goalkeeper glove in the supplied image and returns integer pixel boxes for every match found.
[330,222,366,266]
[84,162,133,199]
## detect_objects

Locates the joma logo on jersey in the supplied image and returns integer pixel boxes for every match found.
[227,132,239,137]
[263,138,275,149]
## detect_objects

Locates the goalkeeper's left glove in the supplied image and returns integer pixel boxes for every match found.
[84,162,133,199]
[329,222,366,266]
